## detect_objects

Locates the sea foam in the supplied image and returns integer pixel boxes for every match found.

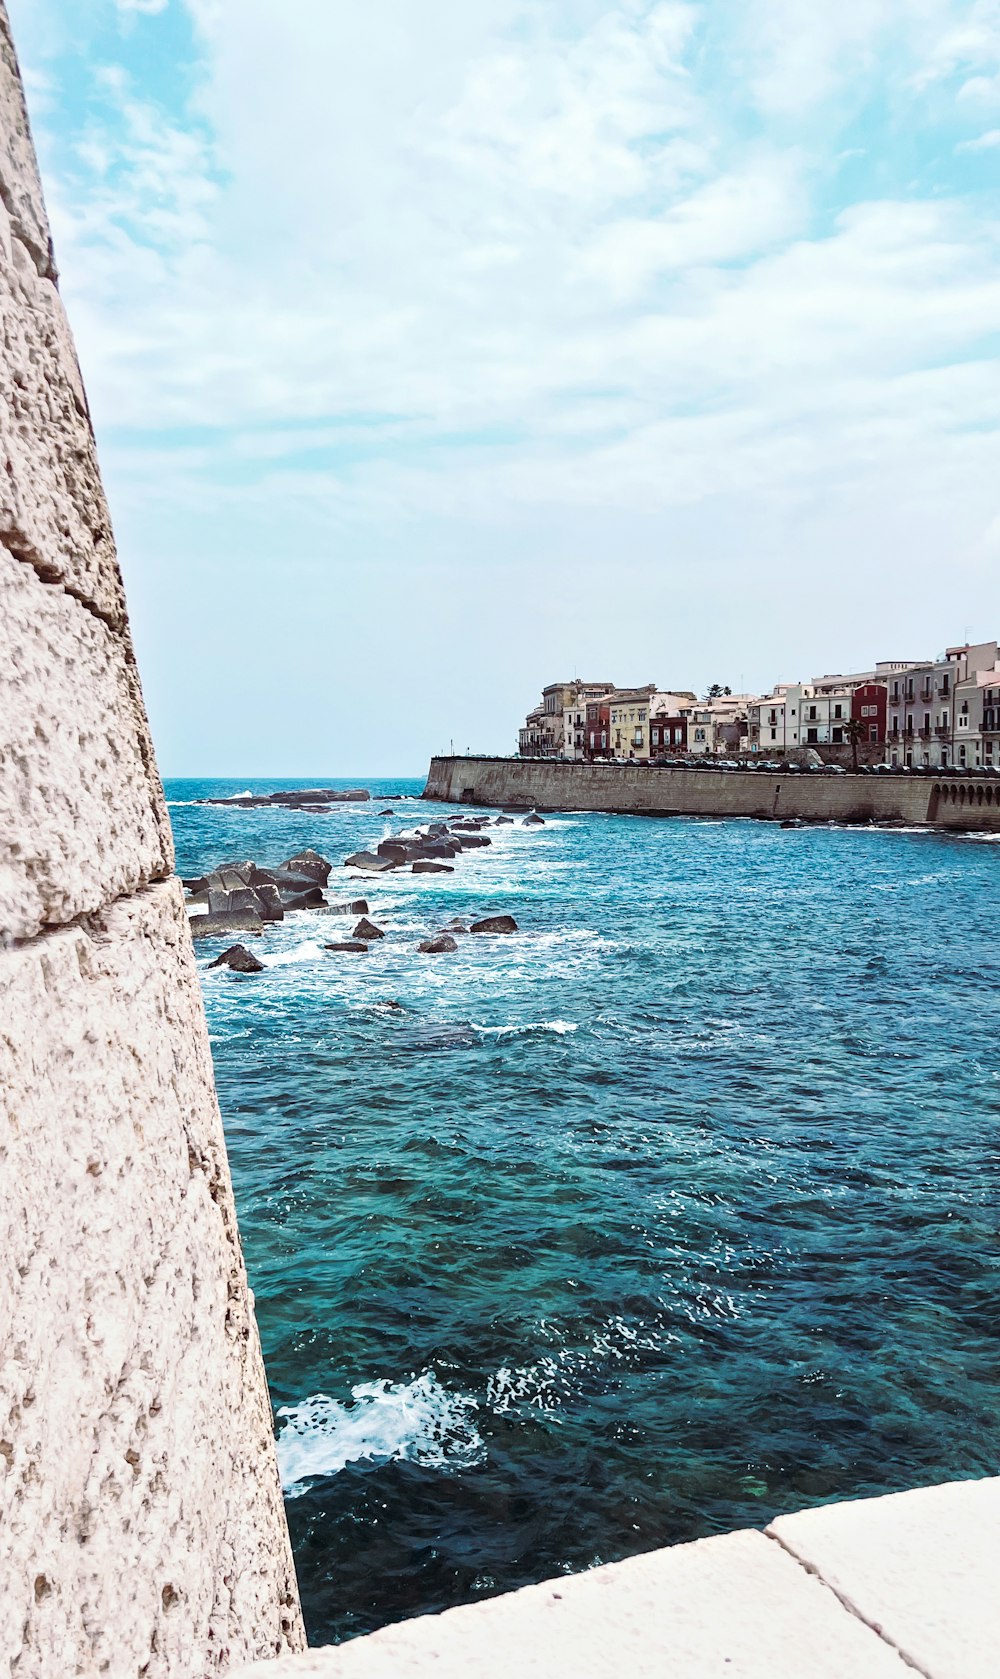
[276,1371,484,1496]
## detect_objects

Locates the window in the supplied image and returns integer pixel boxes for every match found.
[770,728,776,740]
[861,704,876,718]
[834,704,843,719]
[808,705,817,720]
[869,726,877,742]
[832,727,843,744]
[959,745,967,765]
[807,728,818,743]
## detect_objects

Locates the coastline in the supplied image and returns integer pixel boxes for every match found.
[422,755,1000,832]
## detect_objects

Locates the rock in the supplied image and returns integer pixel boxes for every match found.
[454,834,492,849]
[280,890,327,912]
[278,849,332,885]
[412,861,454,874]
[494,816,514,825]
[189,911,264,939]
[376,841,413,865]
[418,934,458,954]
[470,915,518,934]
[441,919,468,932]
[353,916,384,941]
[254,883,285,921]
[317,898,370,915]
[378,999,406,1011]
[378,809,394,816]
[522,813,545,826]
[780,819,802,830]
[207,944,265,973]
[324,941,369,953]
[344,851,395,872]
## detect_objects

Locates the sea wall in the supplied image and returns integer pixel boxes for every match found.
[0,9,304,1674]
[423,757,1000,832]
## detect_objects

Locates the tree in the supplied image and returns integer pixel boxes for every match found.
[844,717,867,773]
[706,683,733,700]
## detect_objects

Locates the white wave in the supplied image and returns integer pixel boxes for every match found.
[472,1020,578,1038]
[276,1371,484,1495]
[260,940,327,967]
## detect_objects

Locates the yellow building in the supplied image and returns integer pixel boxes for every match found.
[609,686,657,759]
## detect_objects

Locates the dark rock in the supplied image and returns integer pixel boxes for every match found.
[207,943,265,973]
[279,849,333,885]
[418,934,458,954]
[344,851,396,872]
[353,917,385,941]
[280,889,327,911]
[182,876,208,892]
[324,941,369,953]
[470,915,518,934]
[251,884,284,921]
[317,898,370,915]
[522,813,545,826]
[412,861,454,874]
[454,834,492,849]
[494,816,514,825]
[378,810,395,816]
[190,911,264,939]
[441,919,468,932]
[378,999,406,1010]
[377,841,413,865]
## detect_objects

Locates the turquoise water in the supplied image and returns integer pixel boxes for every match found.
[166,777,1000,1645]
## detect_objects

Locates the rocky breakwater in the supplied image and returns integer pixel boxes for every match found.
[198,786,372,812]
[186,811,546,965]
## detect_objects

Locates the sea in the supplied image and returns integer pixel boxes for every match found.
[165,776,1000,1645]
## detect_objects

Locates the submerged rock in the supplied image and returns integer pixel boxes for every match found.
[324,941,369,954]
[418,934,458,954]
[207,943,265,973]
[344,850,396,872]
[412,861,454,874]
[190,910,263,939]
[470,915,518,934]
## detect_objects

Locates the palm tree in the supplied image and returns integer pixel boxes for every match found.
[844,717,867,774]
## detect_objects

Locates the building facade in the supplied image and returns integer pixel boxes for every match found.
[886,643,999,769]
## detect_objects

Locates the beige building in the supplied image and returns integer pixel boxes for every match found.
[609,685,657,759]
[518,681,615,758]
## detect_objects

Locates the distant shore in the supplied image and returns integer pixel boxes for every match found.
[422,755,1000,833]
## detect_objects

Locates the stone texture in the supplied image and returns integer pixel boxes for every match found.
[0,8,52,279]
[0,546,172,941]
[768,1477,1000,1679]
[233,1529,910,1678]
[0,201,127,626]
[0,880,304,1674]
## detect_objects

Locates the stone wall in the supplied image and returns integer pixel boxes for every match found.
[0,8,305,1673]
[423,757,1000,832]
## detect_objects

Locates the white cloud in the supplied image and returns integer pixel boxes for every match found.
[117,0,170,14]
[957,125,1000,147]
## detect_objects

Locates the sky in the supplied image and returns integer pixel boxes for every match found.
[8,0,1000,775]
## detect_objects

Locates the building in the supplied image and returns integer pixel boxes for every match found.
[648,691,698,756]
[609,686,657,759]
[687,694,755,756]
[886,643,999,768]
[851,682,887,746]
[518,681,615,758]
[585,698,613,759]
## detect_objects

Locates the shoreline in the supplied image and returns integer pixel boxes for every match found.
[422,755,1000,833]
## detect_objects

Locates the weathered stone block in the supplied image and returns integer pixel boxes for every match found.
[0,547,172,940]
[0,9,52,278]
[0,879,304,1674]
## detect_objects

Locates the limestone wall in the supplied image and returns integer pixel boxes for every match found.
[0,7,304,1673]
[423,756,1000,832]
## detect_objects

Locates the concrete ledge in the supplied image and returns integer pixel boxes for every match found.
[769,1477,1000,1679]
[236,1479,998,1679]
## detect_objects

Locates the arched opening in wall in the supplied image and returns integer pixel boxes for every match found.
[977,786,984,805]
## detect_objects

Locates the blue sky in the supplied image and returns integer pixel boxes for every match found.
[8,0,1000,774]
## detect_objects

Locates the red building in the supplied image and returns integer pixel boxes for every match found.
[852,682,888,744]
[585,701,612,759]
[650,712,688,754]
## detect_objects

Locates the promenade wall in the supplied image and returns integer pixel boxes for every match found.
[0,10,304,1674]
[423,756,1000,832]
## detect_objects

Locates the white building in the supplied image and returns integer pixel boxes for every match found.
[886,642,999,769]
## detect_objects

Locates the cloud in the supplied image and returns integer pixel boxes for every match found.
[117,0,170,14]
[10,0,1000,768]
[957,125,1000,147]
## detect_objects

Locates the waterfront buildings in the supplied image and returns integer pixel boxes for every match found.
[519,641,1000,766]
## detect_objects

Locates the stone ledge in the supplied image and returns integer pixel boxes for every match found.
[234,1478,998,1679]
[0,546,172,940]
[768,1476,1000,1679]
